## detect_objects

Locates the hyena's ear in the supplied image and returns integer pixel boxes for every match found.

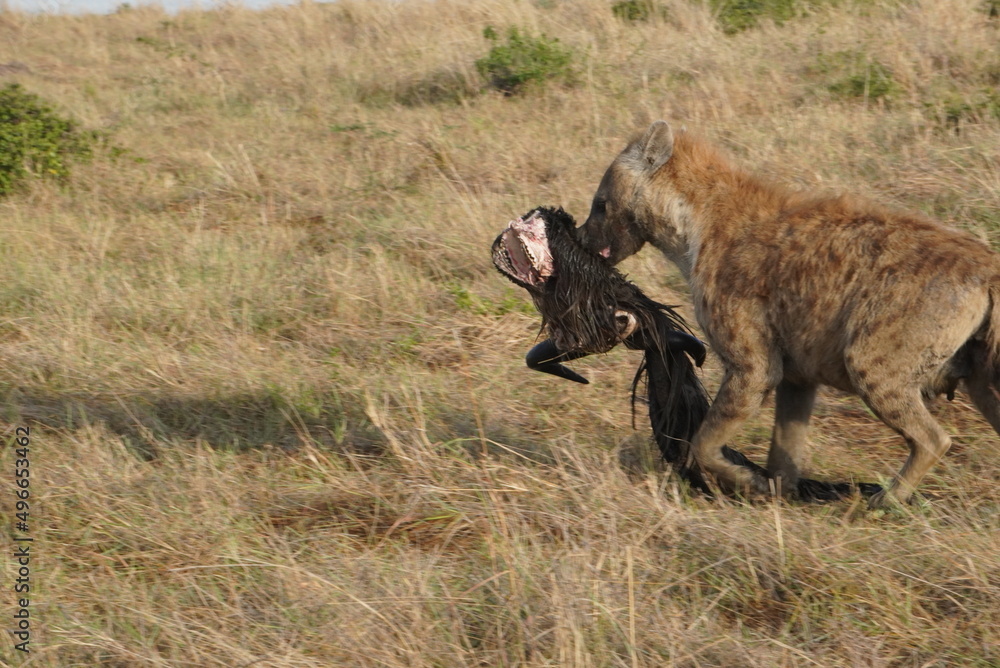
[633,120,674,173]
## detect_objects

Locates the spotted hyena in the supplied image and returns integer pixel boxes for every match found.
[577,121,1000,507]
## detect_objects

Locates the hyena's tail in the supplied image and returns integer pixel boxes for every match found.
[964,281,1000,434]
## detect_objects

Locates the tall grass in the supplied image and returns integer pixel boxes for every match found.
[0,0,998,665]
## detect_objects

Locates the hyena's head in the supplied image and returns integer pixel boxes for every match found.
[577,121,677,265]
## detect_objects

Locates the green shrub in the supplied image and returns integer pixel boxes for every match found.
[711,0,799,34]
[0,84,94,196]
[475,26,574,95]
[612,0,668,22]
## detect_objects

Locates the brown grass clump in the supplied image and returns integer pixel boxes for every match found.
[0,0,998,665]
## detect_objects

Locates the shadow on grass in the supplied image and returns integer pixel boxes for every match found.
[2,386,559,466]
[3,386,886,503]
[4,387,384,458]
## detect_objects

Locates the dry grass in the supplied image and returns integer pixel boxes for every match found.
[0,0,998,665]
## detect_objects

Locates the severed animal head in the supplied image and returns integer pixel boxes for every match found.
[492,206,706,382]
[491,210,556,289]
[492,205,711,488]
[493,207,704,356]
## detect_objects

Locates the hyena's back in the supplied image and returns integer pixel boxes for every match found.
[709,194,1000,394]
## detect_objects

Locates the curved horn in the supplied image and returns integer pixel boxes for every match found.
[525,339,591,384]
[664,330,708,368]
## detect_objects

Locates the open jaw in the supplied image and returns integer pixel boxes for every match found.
[492,210,555,288]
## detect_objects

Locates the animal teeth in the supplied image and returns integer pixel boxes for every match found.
[520,237,538,266]
[498,212,554,286]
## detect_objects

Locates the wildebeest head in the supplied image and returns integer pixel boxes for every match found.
[492,206,706,387]
[492,206,699,359]
[492,205,711,488]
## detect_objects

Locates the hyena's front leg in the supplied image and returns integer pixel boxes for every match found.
[766,380,817,495]
[692,367,774,495]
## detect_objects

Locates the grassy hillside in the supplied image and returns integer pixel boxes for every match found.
[0,0,998,664]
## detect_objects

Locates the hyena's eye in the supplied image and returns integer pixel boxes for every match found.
[592,199,607,215]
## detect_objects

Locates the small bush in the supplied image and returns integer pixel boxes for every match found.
[828,60,898,101]
[711,0,799,34]
[926,89,1000,132]
[612,0,668,22]
[0,84,94,196]
[475,26,574,95]
[811,50,900,102]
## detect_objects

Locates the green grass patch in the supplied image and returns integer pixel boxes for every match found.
[924,88,1000,131]
[811,50,900,102]
[447,283,534,317]
[356,68,480,108]
[711,0,799,33]
[709,0,887,34]
[611,0,669,22]
[829,62,898,101]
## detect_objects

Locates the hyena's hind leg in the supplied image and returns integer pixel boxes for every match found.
[766,380,817,495]
[770,381,878,502]
[857,384,952,509]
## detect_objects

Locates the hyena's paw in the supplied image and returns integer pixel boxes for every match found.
[866,488,889,510]
[719,445,772,495]
[705,470,770,500]
[730,471,774,499]
[866,485,919,511]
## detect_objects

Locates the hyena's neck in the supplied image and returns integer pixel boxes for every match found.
[649,134,790,281]
[645,195,699,280]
